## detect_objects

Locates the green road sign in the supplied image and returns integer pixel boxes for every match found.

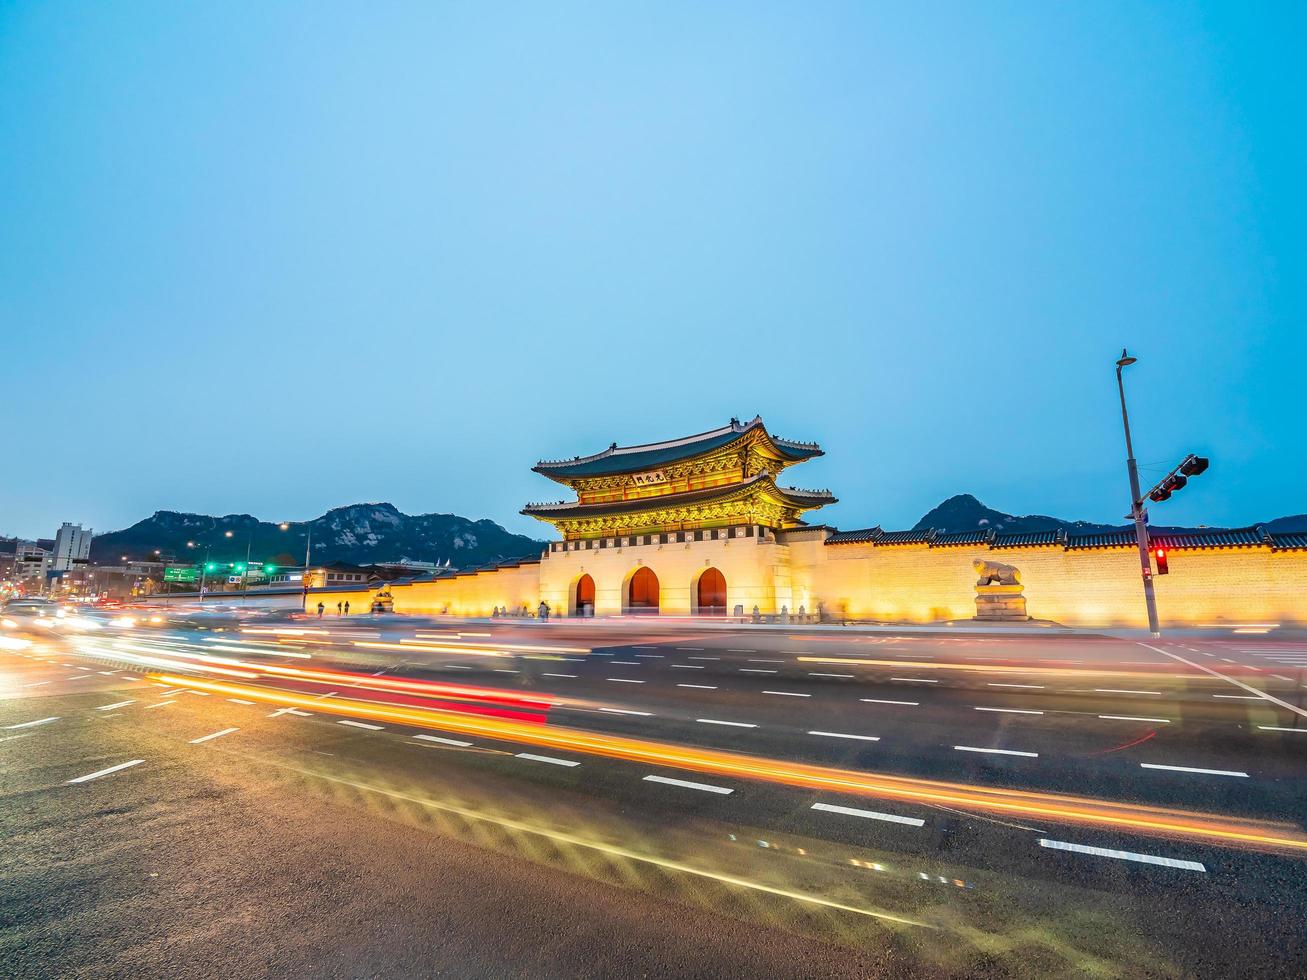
[163,567,198,583]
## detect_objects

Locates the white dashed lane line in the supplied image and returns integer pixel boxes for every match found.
[739,668,777,674]
[3,716,59,730]
[861,698,918,706]
[414,734,474,747]
[687,656,720,661]
[808,730,880,742]
[190,727,239,744]
[600,707,653,716]
[607,678,644,684]
[1093,689,1161,696]
[226,698,256,705]
[811,802,924,827]
[1258,726,1306,733]
[676,647,705,651]
[988,683,1044,689]
[144,701,176,710]
[671,664,704,670]
[67,759,144,784]
[696,718,757,728]
[338,720,384,731]
[643,774,732,794]
[954,745,1039,758]
[543,673,577,679]
[763,690,810,698]
[808,672,853,679]
[1040,838,1205,872]
[974,707,1043,715]
[1100,715,1171,724]
[1140,763,1248,778]
[678,683,718,690]
[892,677,939,684]
[1211,694,1264,700]
[516,753,579,767]
[96,701,136,711]
[611,661,640,665]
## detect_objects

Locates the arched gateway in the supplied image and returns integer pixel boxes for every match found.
[626,567,660,614]
[573,574,595,617]
[696,567,727,615]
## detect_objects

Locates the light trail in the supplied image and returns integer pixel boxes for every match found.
[150,672,1307,855]
[797,656,1199,678]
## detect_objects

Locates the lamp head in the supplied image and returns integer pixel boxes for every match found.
[1116,348,1137,368]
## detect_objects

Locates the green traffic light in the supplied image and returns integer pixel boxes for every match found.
[234,563,246,572]
[264,564,277,574]
[205,562,217,572]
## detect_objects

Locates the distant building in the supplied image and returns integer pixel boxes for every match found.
[50,522,93,572]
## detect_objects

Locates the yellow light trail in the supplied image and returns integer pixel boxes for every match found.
[797,657,1198,678]
[152,673,1307,856]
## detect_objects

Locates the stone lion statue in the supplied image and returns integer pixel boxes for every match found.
[973,559,1021,587]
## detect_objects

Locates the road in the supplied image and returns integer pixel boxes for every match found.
[2,612,1306,977]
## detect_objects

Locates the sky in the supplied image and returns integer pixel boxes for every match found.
[2,1,1304,541]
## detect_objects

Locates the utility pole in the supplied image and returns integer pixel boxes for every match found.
[1115,350,1161,637]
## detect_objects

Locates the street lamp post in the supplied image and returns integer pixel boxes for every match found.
[1115,350,1161,637]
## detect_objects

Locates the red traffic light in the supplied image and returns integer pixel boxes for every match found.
[1149,487,1171,503]
[1154,547,1169,575]
[1180,455,1209,477]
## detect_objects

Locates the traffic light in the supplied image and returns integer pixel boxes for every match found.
[233,563,246,573]
[1180,455,1209,477]
[205,562,217,572]
[1147,454,1209,504]
[1153,547,1169,575]
[264,564,277,574]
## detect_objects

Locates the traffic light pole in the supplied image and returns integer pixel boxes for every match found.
[1116,358,1161,637]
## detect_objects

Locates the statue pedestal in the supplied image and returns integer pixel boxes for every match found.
[974,584,1028,622]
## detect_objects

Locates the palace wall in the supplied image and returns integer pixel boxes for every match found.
[391,561,542,617]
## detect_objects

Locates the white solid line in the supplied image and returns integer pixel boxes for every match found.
[226,698,256,705]
[763,690,811,697]
[892,677,939,684]
[96,701,136,711]
[1140,763,1248,778]
[3,716,60,729]
[974,707,1044,715]
[190,727,239,744]
[808,730,880,741]
[861,698,918,706]
[600,707,653,716]
[414,734,473,747]
[808,672,854,679]
[338,720,384,731]
[678,683,718,689]
[1258,726,1306,732]
[811,802,924,827]
[543,673,577,679]
[1094,689,1162,696]
[1100,715,1171,723]
[1139,643,1307,721]
[607,678,644,684]
[696,718,757,728]
[67,759,144,784]
[987,683,1045,689]
[516,752,579,767]
[643,774,733,794]
[1039,838,1205,872]
[954,745,1038,758]
[144,700,176,709]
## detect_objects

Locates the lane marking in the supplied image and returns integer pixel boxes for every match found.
[676,647,705,651]
[1212,694,1264,701]
[634,654,663,659]
[644,774,732,794]
[748,659,785,664]
[1100,715,1171,724]
[414,734,473,747]
[600,708,653,716]
[190,727,239,744]
[678,683,717,690]
[763,690,811,697]
[607,678,644,684]
[3,716,60,729]
[21,681,51,688]
[96,701,136,711]
[67,759,144,784]
[543,673,577,679]
[812,802,924,827]
[727,648,755,653]
[671,664,704,669]
[688,656,720,661]
[1140,643,1307,721]
[611,660,640,665]
[226,698,256,705]
[861,698,918,706]
[696,718,757,728]
[338,720,384,731]
[1140,763,1248,778]
[144,700,176,709]
[808,672,853,679]
[1093,689,1161,696]
[808,730,880,742]
[987,683,1044,689]
[1039,838,1204,872]
[739,668,777,674]
[954,745,1038,758]
[1258,726,1305,733]
[892,677,939,684]
[516,752,579,767]
[974,707,1044,715]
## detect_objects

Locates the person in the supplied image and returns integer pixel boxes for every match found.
[337,601,343,615]
[344,600,350,616]
[317,601,324,618]
[538,600,549,621]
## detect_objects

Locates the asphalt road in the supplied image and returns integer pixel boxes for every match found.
[3,613,1305,978]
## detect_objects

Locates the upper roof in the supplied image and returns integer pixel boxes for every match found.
[532,415,823,480]
[523,471,836,519]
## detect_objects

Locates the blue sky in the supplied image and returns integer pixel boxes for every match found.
[2,2,1303,540]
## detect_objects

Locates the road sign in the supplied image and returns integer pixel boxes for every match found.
[164,567,197,583]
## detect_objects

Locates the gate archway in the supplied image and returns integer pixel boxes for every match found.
[573,574,595,617]
[695,567,727,615]
[625,566,660,614]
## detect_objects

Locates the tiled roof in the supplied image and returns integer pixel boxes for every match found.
[1151,527,1267,550]
[1269,532,1307,551]
[993,530,1064,548]
[1065,530,1136,550]
[873,529,936,546]
[824,526,882,545]
[533,416,822,478]
[524,473,835,517]
[930,530,995,548]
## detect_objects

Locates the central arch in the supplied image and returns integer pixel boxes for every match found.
[572,573,595,617]
[625,566,660,615]
[695,566,727,616]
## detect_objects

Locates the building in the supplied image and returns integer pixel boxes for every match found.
[303,416,1307,626]
[49,522,93,572]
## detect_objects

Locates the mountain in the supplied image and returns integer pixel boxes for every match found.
[89,503,546,568]
[1265,514,1307,533]
[912,494,1121,535]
